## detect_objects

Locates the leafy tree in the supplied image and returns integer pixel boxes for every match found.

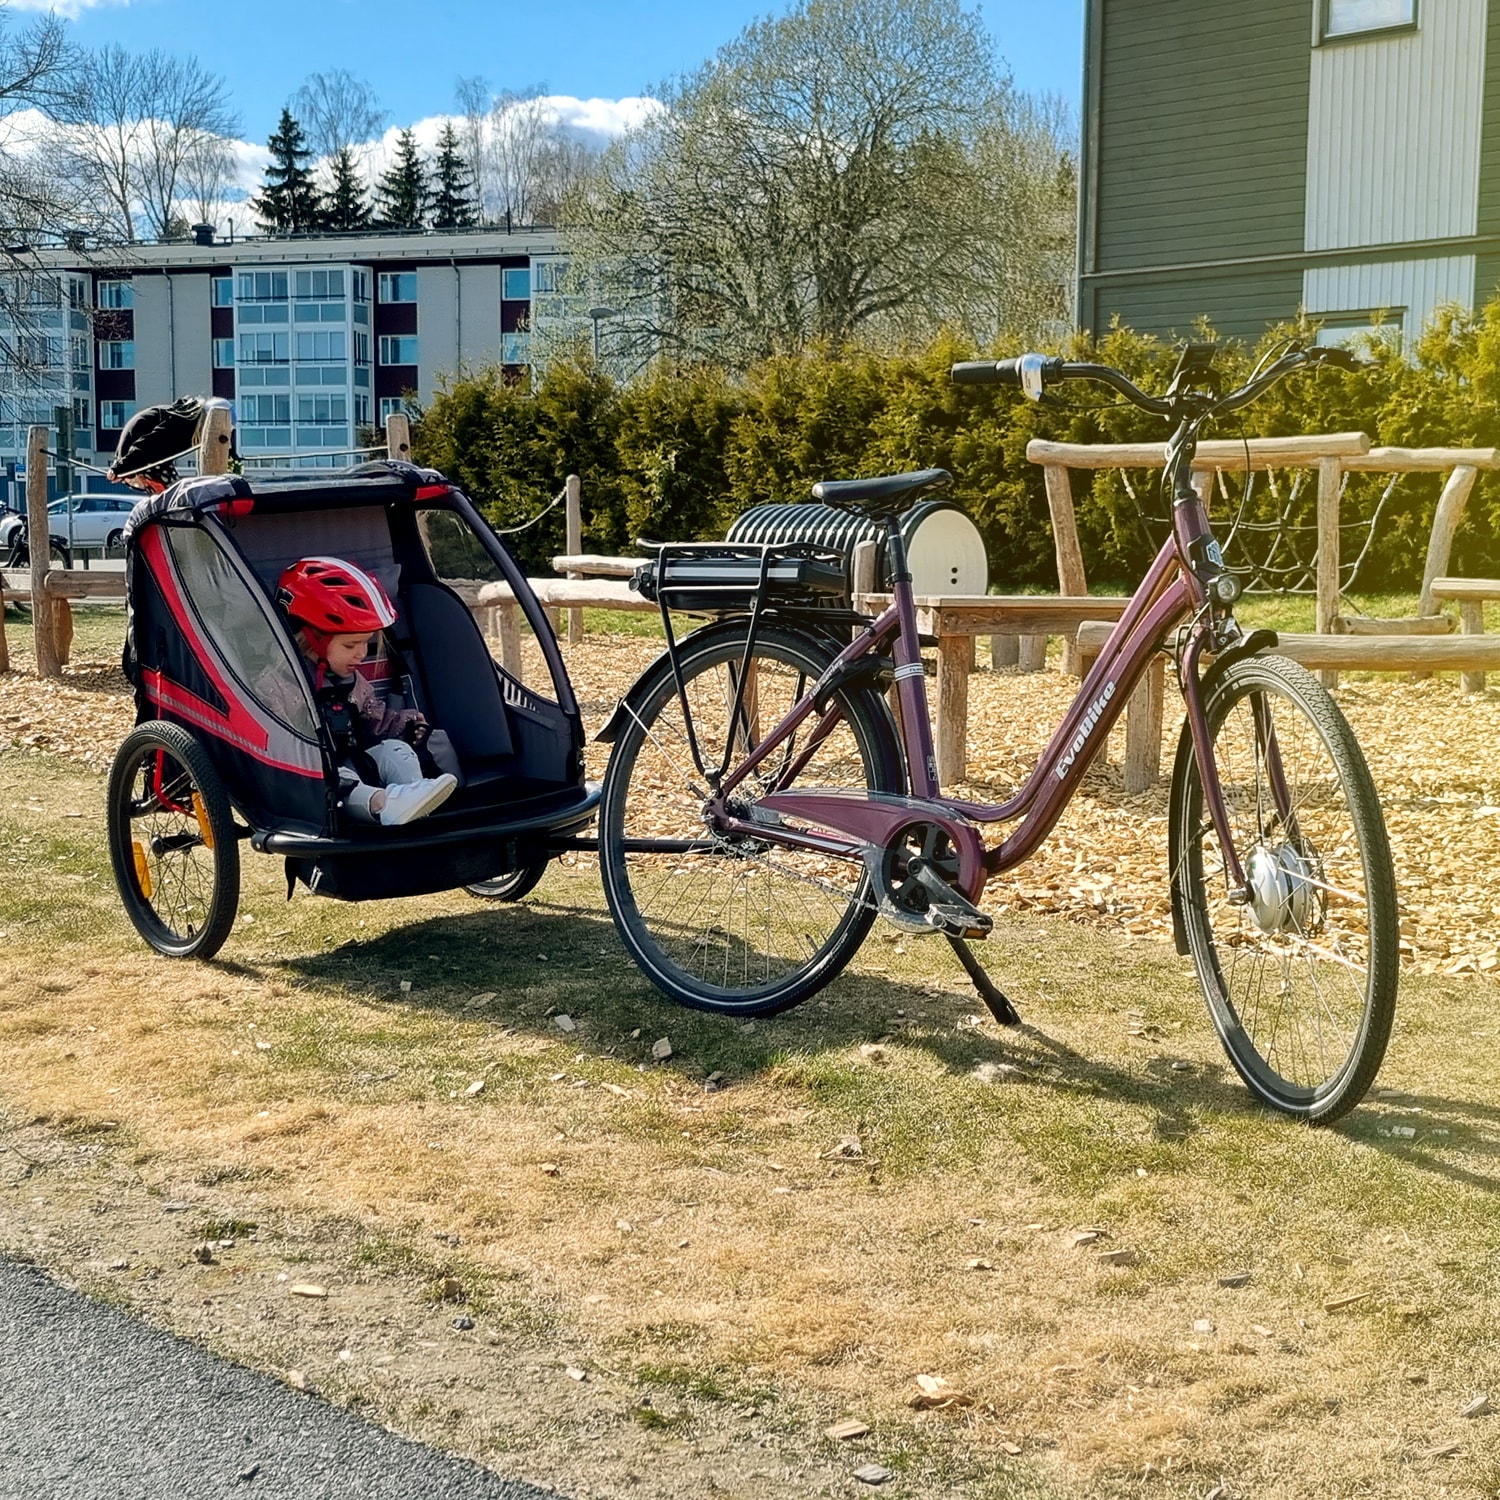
[376,127,428,230]
[563,0,1076,370]
[322,146,372,231]
[429,121,477,230]
[252,108,322,233]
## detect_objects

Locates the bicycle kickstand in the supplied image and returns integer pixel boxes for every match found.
[945,935,1021,1027]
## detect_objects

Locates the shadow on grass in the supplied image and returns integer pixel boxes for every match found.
[271,896,1262,1146]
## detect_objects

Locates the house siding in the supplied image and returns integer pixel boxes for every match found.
[1305,0,1486,252]
[1087,267,1305,343]
[1082,0,1311,338]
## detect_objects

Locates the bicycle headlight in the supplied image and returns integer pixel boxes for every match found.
[1212,573,1242,605]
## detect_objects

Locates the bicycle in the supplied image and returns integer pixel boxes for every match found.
[597,343,1399,1123]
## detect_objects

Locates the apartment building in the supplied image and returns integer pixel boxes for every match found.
[1,225,574,503]
[1079,0,1500,346]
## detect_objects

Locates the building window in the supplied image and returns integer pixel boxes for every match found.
[99,340,134,369]
[297,394,347,424]
[353,330,371,365]
[378,396,414,424]
[377,272,417,303]
[70,335,89,369]
[351,268,370,303]
[294,268,345,300]
[241,393,291,425]
[72,396,91,430]
[211,276,233,307]
[97,280,134,310]
[295,330,346,362]
[378,334,418,365]
[69,278,89,311]
[1321,0,1416,40]
[99,399,134,430]
[501,331,529,365]
[502,266,531,301]
[1311,313,1404,351]
[237,271,289,302]
[213,338,235,368]
[239,331,289,364]
[354,392,371,426]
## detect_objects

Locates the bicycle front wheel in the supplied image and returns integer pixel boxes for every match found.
[1171,654,1398,1123]
[600,622,903,1015]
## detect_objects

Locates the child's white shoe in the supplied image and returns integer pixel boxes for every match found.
[378,774,457,826]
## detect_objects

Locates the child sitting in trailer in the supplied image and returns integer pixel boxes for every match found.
[274,557,457,827]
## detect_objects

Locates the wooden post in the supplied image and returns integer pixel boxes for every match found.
[565,473,583,645]
[0,568,8,674]
[497,601,522,684]
[385,412,412,463]
[1316,455,1342,689]
[1122,657,1165,794]
[1017,634,1047,672]
[198,402,233,476]
[27,426,60,677]
[1043,464,1089,675]
[1459,599,1486,693]
[1418,464,1478,618]
[936,633,969,786]
[851,539,877,612]
[989,633,1019,669]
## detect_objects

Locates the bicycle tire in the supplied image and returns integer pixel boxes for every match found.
[600,621,903,1015]
[1170,653,1397,1123]
[107,721,241,960]
[466,855,549,902]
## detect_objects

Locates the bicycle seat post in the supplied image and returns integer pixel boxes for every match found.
[885,512,941,796]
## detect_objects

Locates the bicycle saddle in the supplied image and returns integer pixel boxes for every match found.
[811,468,953,517]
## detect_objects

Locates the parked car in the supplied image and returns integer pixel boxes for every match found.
[0,494,135,555]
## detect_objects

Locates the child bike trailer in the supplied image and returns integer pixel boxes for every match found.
[106,459,599,959]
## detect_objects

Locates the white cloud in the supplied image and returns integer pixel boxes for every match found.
[8,0,132,15]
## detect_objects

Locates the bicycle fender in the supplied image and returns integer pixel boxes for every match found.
[1166,629,1278,954]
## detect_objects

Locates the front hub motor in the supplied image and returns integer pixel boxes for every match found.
[1245,841,1317,934]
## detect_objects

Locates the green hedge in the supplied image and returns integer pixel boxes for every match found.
[412,311,1500,590]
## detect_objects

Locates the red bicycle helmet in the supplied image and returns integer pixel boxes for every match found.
[276,557,396,638]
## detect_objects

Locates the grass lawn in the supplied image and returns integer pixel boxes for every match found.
[1,741,1498,1498]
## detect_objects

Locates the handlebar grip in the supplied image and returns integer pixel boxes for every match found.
[950,360,1019,386]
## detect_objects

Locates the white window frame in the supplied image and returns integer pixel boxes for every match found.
[99,399,134,430]
[1318,0,1417,42]
[97,280,134,310]
[377,272,417,303]
[378,335,418,365]
[98,340,134,370]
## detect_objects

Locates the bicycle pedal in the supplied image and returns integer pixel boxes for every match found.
[923,900,992,939]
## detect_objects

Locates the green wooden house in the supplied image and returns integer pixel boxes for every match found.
[1079,0,1500,344]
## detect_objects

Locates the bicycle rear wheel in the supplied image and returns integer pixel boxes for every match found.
[1171,654,1397,1122]
[600,622,902,1015]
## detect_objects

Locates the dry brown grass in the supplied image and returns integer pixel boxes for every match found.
[1,614,1499,1497]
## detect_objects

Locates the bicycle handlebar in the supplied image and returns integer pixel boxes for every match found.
[950,345,1369,422]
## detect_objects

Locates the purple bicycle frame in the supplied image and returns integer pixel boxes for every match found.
[708,480,1251,894]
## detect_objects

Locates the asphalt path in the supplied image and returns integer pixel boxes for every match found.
[0,1256,566,1500]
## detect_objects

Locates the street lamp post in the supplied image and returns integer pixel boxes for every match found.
[586,305,620,363]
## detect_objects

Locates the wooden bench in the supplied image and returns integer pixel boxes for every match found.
[1076,619,1500,789]
[1431,577,1500,692]
[857,593,1131,786]
[477,577,657,681]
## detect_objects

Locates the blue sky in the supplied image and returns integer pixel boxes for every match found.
[44,0,1085,144]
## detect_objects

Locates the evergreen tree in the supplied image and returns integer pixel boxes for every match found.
[429,121,478,229]
[322,146,372,231]
[376,128,429,230]
[252,108,322,233]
